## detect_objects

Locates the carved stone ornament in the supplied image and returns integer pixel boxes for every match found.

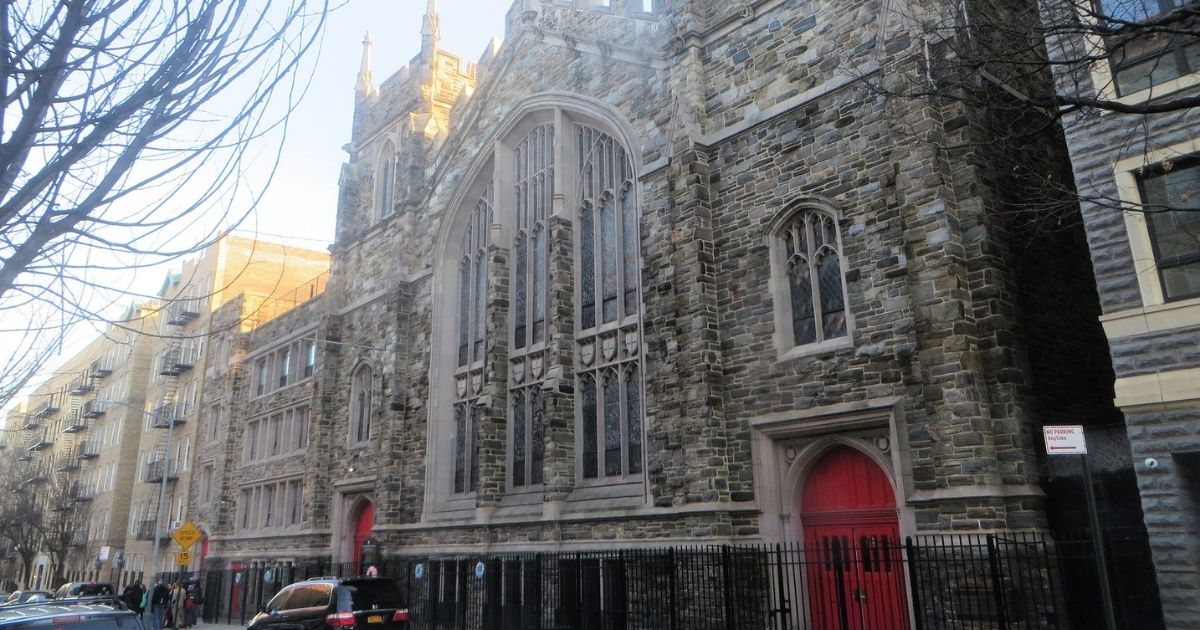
[531,355,544,379]
[471,372,482,395]
[455,376,467,398]
[513,360,526,384]
[602,337,617,361]
[624,331,639,357]
[740,5,755,24]
[784,444,799,466]
[875,434,891,454]
[580,342,595,367]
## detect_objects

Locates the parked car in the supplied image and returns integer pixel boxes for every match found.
[52,583,115,599]
[0,598,142,629]
[0,592,52,607]
[247,576,409,630]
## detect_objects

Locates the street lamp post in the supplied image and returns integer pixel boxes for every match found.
[99,399,173,584]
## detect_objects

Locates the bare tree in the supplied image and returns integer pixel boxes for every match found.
[867,0,1199,218]
[0,0,330,408]
[0,450,46,588]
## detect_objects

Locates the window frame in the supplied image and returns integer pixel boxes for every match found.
[376,141,397,220]
[766,201,854,360]
[349,364,374,447]
[1136,154,1200,302]
[1097,0,1200,97]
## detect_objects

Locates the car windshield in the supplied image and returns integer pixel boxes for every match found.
[339,580,402,611]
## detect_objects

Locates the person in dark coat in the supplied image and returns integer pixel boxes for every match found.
[121,582,144,614]
[150,580,170,630]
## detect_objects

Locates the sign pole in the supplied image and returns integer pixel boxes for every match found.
[1081,453,1117,630]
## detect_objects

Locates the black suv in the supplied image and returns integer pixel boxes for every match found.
[0,598,143,630]
[247,577,409,630]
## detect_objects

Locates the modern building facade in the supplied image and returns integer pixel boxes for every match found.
[194,0,1122,586]
[1045,0,1200,625]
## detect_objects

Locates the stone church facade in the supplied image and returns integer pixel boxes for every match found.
[193,0,1118,570]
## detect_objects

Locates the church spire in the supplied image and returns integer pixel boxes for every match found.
[355,31,373,98]
[421,0,441,58]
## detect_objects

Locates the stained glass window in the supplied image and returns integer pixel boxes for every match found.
[576,124,643,480]
[453,182,492,494]
[350,365,372,445]
[778,209,848,349]
[509,125,554,488]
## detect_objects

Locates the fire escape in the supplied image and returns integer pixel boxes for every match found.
[140,295,198,539]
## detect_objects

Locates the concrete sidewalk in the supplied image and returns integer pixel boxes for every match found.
[193,622,244,630]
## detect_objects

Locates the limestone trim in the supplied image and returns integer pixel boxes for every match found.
[330,490,375,565]
[1112,137,1200,308]
[1113,366,1200,411]
[1100,295,1200,339]
[749,397,913,543]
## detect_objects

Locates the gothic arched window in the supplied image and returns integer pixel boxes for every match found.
[510,125,552,488]
[769,205,851,356]
[350,364,373,445]
[453,182,492,494]
[575,124,642,480]
[376,141,396,219]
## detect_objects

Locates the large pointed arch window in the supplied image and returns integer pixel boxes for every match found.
[770,206,850,356]
[453,183,492,494]
[510,125,552,488]
[376,141,396,219]
[575,124,643,480]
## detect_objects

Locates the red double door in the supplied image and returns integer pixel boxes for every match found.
[802,447,909,630]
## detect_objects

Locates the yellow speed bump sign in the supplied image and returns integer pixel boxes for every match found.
[176,551,191,566]
[172,521,202,550]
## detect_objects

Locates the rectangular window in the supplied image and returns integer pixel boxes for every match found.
[208,404,221,443]
[202,465,214,503]
[304,340,317,378]
[1139,156,1200,300]
[256,359,268,396]
[279,347,291,387]
[1098,0,1200,95]
[295,406,309,451]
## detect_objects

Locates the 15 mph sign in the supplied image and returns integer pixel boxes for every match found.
[1044,425,1087,455]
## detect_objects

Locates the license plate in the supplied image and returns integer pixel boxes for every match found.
[367,615,384,624]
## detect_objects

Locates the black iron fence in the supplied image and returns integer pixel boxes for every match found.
[191,532,1131,630]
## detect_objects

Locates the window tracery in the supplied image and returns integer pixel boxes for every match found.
[453,183,492,493]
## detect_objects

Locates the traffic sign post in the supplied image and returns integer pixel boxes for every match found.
[1043,425,1116,630]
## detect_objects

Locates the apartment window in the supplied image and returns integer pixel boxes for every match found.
[1139,156,1200,300]
[1098,0,1200,95]
[350,365,373,446]
[769,204,851,355]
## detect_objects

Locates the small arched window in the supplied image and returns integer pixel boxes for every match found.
[770,205,851,356]
[376,141,396,219]
[350,364,373,445]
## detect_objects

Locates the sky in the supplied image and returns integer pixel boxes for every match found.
[1,1,513,412]
[242,0,513,250]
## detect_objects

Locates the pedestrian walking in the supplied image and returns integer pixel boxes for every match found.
[150,580,170,630]
[121,582,142,614]
[169,581,186,630]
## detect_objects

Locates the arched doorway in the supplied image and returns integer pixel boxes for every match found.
[350,501,374,571]
[801,446,908,630]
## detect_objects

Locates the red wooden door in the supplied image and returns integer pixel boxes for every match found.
[351,502,374,569]
[802,447,908,630]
